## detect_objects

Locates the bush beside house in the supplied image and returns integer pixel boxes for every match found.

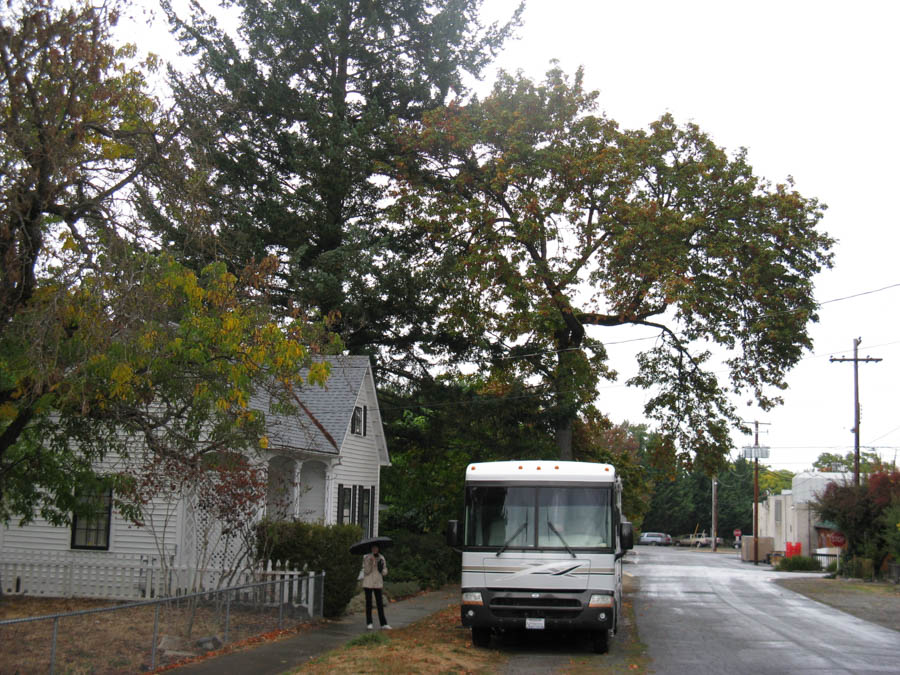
[257,520,362,618]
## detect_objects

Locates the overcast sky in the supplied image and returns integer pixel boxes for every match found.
[477,0,900,471]
[126,0,899,473]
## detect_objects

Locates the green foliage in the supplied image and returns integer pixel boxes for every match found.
[257,520,363,618]
[642,458,754,538]
[1,248,336,525]
[346,632,390,648]
[759,468,795,496]
[573,417,654,528]
[775,555,821,572]
[379,529,459,589]
[381,374,556,533]
[396,65,833,465]
[812,451,888,474]
[153,0,522,372]
[842,556,875,580]
[882,502,900,561]
[814,471,900,575]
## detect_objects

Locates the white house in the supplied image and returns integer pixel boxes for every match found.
[0,355,390,596]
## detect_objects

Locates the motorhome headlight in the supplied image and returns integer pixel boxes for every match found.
[588,594,614,608]
[462,592,483,606]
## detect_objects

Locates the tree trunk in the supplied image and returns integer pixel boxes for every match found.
[556,416,573,461]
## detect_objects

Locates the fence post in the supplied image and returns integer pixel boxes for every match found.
[151,602,160,670]
[224,590,231,644]
[49,616,59,675]
[278,577,285,629]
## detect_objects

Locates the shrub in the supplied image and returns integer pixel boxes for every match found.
[842,555,875,580]
[384,580,422,599]
[775,555,822,572]
[381,529,460,589]
[257,520,363,618]
[825,560,838,574]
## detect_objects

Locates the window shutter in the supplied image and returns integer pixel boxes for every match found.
[370,485,376,536]
[351,485,357,524]
[337,484,345,524]
[363,406,368,437]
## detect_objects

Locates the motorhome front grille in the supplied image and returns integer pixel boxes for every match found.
[489,596,582,618]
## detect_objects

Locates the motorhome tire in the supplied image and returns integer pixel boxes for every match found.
[592,629,609,654]
[472,627,491,648]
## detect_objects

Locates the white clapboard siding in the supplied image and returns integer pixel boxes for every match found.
[330,380,382,531]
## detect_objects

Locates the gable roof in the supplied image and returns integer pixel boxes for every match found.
[258,355,386,459]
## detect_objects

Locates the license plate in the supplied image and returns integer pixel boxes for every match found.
[525,618,545,630]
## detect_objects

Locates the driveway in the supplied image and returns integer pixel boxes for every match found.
[630,545,898,674]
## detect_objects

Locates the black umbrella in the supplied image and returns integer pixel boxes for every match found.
[349,536,393,555]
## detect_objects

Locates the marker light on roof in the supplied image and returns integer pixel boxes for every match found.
[536,466,541,470]
[554,465,559,470]
[518,466,523,470]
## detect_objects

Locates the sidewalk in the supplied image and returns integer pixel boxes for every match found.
[168,586,459,675]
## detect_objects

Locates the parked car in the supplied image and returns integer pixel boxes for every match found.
[639,532,668,545]
[674,533,724,547]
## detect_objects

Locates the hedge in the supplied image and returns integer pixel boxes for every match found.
[257,520,363,618]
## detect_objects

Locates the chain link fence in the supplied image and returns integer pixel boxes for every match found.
[0,573,324,674]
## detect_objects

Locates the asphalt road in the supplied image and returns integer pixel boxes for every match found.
[630,545,899,675]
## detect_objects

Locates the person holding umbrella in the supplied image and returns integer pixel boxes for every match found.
[362,543,390,629]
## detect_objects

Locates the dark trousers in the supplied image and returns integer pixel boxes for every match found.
[364,587,387,626]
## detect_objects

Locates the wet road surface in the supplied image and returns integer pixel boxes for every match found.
[630,545,898,674]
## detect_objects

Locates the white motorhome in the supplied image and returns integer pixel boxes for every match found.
[447,460,634,653]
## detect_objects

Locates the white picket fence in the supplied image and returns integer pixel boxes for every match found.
[0,550,318,608]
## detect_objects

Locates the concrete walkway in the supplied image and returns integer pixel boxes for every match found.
[168,586,459,675]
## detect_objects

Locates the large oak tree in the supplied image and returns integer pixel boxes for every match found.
[394,68,834,468]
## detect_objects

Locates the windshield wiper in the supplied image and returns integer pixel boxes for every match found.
[547,521,577,558]
[495,521,528,557]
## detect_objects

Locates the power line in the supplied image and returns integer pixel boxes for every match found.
[817,282,900,306]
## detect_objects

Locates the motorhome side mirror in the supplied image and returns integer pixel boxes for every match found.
[446,520,462,547]
[620,521,634,550]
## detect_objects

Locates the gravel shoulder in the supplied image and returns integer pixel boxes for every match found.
[774,577,900,633]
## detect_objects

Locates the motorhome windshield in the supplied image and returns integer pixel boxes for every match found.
[465,485,613,550]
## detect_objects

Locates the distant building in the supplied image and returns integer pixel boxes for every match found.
[757,471,850,556]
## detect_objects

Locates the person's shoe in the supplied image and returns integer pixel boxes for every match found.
[381,624,392,630]
[367,623,374,629]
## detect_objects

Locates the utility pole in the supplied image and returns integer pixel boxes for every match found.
[743,421,770,566]
[711,476,718,552]
[830,338,883,486]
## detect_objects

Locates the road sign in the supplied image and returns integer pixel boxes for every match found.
[742,446,770,459]
[830,532,846,547]
[733,529,742,538]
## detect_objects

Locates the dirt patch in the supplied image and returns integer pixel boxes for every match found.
[774,577,900,632]
[297,603,507,674]
[0,595,313,674]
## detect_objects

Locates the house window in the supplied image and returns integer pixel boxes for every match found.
[358,487,371,537]
[71,488,112,550]
[338,485,352,524]
[351,406,367,436]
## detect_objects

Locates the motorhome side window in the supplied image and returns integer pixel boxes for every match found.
[465,485,612,549]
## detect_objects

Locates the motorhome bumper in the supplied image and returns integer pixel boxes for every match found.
[460,591,614,631]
